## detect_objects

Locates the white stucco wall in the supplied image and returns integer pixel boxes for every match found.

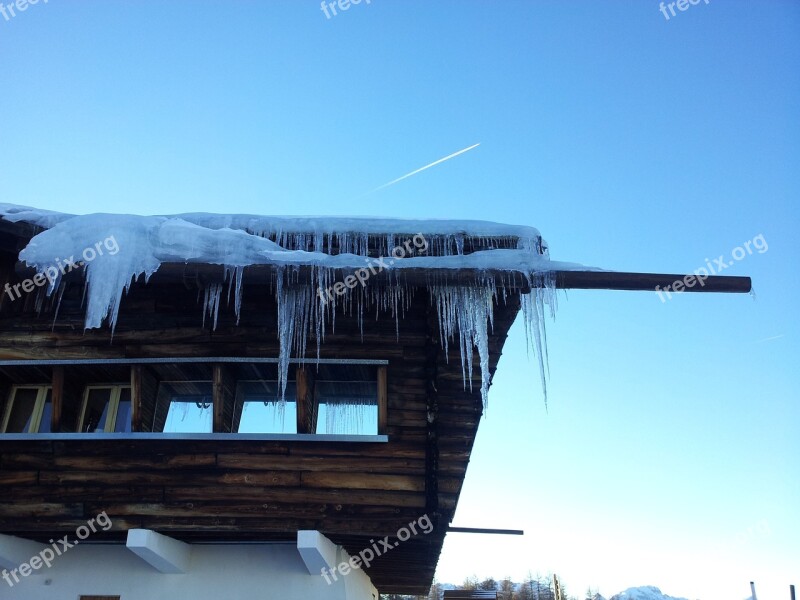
[0,542,379,600]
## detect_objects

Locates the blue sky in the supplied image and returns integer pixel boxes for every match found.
[1,1,798,599]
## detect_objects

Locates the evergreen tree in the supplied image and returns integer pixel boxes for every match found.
[479,577,498,591]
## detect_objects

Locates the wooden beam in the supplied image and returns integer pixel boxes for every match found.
[424,305,441,525]
[213,364,235,433]
[555,270,752,293]
[447,527,524,535]
[151,265,752,293]
[131,365,159,433]
[296,367,317,434]
[130,366,143,433]
[15,262,752,294]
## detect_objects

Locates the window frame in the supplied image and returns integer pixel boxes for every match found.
[78,384,131,433]
[1,385,52,433]
[0,358,389,440]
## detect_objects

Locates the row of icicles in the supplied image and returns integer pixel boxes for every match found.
[199,265,556,407]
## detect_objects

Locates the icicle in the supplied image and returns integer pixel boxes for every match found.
[275,270,315,402]
[323,397,371,434]
[48,281,68,330]
[430,272,553,408]
[224,265,245,324]
[275,268,290,401]
[203,284,223,330]
[519,271,557,406]
[430,284,495,407]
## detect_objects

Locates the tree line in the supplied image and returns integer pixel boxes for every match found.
[382,573,598,600]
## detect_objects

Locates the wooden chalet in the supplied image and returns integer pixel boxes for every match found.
[0,208,751,599]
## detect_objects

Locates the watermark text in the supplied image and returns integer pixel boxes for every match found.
[656,233,767,302]
[659,0,710,21]
[2,511,112,588]
[321,0,371,20]
[320,513,433,584]
[317,234,427,304]
[3,235,119,303]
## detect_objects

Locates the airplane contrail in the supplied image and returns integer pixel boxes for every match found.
[756,334,785,343]
[365,143,480,195]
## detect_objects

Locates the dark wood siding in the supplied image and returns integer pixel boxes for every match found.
[0,255,520,595]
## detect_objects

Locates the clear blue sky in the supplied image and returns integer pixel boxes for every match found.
[1,2,797,599]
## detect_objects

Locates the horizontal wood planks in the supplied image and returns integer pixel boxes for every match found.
[0,260,521,595]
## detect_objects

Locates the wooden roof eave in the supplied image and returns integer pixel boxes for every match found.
[14,261,753,294]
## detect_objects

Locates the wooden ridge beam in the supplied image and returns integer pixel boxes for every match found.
[14,261,752,294]
[555,270,751,293]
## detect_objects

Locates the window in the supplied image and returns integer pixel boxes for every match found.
[235,380,297,434]
[78,386,132,433]
[314,364,378,435]
[156,381,214,433]
[230,364,381,435]
[1,386,52,433]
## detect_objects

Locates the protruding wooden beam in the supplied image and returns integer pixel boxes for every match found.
[555,270,752,293]
[16,262,752,294]
[447,527,524,535]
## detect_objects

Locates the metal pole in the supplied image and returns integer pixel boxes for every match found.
[750,582,758,600]
[790,584,795,600]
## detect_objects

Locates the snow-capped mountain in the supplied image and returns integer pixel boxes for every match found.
[610,586,690,600]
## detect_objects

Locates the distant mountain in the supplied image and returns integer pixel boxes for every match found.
[432,582,694,600]
[610,586,689,600]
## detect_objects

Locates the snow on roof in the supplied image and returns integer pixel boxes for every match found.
[0,202,589,274]
[0,203,566,405]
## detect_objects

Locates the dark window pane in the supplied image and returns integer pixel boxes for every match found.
[5,388,38,433]
[81,388,112,433]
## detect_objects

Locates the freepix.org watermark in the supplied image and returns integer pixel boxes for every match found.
[320,0,371,20]
[655,233,767,303]
[659,0,710,21]
[2,511,112,588]
[3,235,119,303]
[0,0,48,24]
[317,234,428,305]
[320,514,433,584]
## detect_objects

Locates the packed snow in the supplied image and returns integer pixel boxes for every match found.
[0,203,589,406]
